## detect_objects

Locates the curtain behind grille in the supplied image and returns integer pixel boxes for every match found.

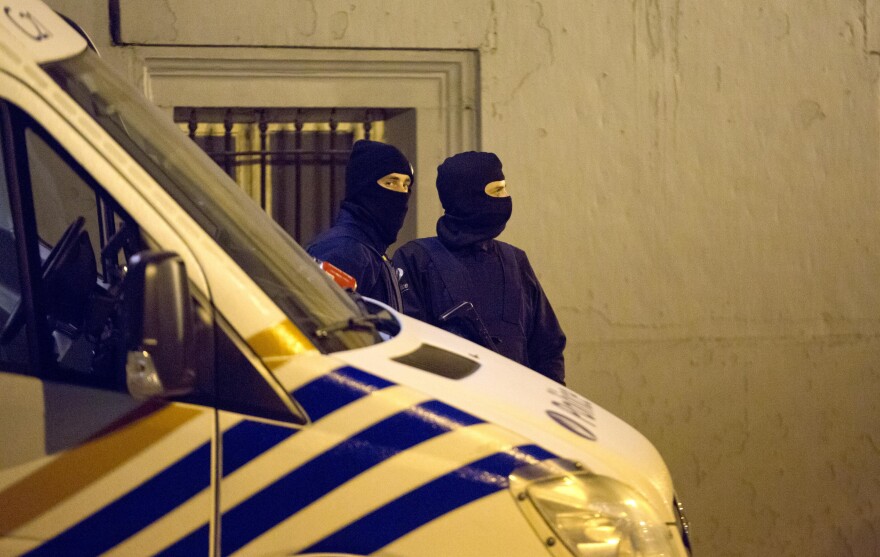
[271,130,353,247]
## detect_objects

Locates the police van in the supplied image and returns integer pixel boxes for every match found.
[0,1,691,555]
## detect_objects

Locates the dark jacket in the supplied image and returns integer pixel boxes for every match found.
[393,237,566,383]
[307,206,402,310]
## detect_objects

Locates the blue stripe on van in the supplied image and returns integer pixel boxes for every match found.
[222,421,294,477]
[220,400,483,556]
[24,443,212,557]
[295,366,395,422]
[222,366,395,477]
[301,444,557,555]
[155,523,209,556]
[23,367,393,556]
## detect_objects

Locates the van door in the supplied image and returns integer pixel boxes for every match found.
[0,100,216,555]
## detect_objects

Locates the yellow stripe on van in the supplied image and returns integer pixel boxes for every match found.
[247,320,316,368]
[0,404,202,535]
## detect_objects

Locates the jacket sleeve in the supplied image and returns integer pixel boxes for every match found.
[520,252,567,384]
[308,240,382,300]
[391,243,432,323]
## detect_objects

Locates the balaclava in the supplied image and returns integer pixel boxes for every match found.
[436,151,512,249]
[342,140,413,247]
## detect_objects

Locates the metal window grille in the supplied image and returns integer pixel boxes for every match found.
[174,107,406,246]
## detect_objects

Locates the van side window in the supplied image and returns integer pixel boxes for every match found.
[0,103,143,389]
[215,316,305,424]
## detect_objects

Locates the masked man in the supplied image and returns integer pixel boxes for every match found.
[393,151,566,383]
[307,140,413,310]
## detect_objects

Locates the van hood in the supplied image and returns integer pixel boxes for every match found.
[279,309,677,522]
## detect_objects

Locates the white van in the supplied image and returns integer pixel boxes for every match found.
[0,1,691,555]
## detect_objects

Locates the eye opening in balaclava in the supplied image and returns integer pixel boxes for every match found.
[484,180,509,197]
[342,140,414,247]
[435,151,513,249]
[377,173,412,193]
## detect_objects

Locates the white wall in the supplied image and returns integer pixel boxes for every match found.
[47,1,880,555]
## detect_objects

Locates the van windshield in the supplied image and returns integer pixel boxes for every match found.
[42,49,375,351]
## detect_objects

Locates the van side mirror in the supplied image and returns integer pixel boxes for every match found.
[124,251,196,399]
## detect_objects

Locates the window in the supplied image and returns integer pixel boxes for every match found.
[140,47,477,246]
[0,100,300,420]
[0,103,144,389]
[176,106,413,247]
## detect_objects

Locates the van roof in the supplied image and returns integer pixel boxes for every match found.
[0,0,87,64]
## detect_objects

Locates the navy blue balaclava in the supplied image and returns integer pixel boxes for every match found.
[436,151,512,249]
[342,140,413,247]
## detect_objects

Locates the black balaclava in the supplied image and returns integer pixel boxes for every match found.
[341,140,413,247]
[436,151,512,249]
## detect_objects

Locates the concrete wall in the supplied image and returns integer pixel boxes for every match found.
[46,1,880,555]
